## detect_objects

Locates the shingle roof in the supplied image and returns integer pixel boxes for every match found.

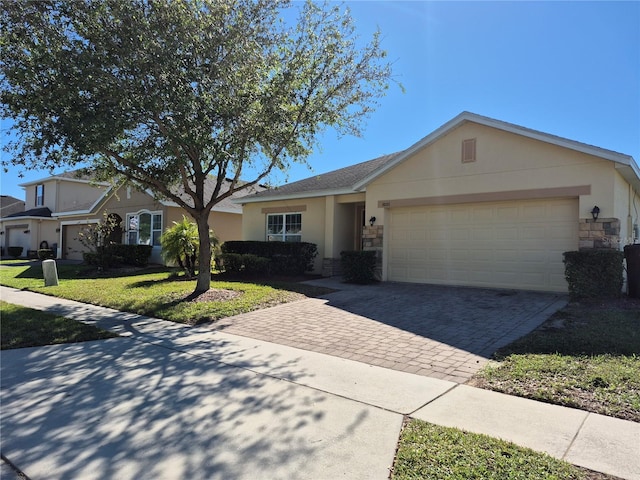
[0,195,24,214]
[239,152,400,201]
[166,177,266,213]
[6,207,52,218]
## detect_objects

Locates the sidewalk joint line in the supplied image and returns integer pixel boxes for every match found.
[407,383,460,417]
[561,411,590,460]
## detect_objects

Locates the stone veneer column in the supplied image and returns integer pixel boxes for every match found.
[362,225,384,280]
[578,217,620,249]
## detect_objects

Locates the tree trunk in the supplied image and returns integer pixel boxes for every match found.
[194,214,212,294]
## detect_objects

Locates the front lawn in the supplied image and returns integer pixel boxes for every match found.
[392,419,613,479]
[0,262,331,325]
[470,301,640,422]
[1,301,118,349]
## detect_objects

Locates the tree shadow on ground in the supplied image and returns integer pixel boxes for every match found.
[0,331,386,479]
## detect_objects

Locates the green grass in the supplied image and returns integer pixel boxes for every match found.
[1,301,118,349]
[472,305,640,422]
[0,262,331,325]
[392,419,610,480]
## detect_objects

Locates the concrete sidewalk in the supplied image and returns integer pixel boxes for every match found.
[1,286,639,480]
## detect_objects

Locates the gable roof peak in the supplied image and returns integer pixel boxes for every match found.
[353,111,637,190]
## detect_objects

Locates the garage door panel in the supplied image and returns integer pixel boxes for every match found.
[388,198,578,292]
[522,205,547,218]
[496,206,520,220]
[407,249,426,262]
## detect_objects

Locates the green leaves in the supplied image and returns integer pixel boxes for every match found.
[2,0,394,292]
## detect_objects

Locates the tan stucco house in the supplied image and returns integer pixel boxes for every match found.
[0,171,260,264]
[238,112,640,292]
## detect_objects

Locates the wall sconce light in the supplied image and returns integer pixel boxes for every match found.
[591,206,600,221]
[369,216,376,226]
[56,228,61,232]
[0,231,4,235]
[23,229,30,234]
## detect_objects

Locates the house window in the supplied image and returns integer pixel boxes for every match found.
[35,184,44,206]
[267,213,302,242]
[127,211,162,246]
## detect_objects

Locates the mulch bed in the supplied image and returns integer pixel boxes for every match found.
[188,288,243,303]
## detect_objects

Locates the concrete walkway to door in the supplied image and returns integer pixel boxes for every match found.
[212,279,567,383]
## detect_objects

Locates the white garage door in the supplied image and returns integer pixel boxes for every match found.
[388,198,578,292]
[7,228,30,258]
[62,225,87,261]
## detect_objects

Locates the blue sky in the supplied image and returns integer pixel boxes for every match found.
[1,1,638,200]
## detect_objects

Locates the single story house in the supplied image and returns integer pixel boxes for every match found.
[237,112,640,292]
[0,171,262,264]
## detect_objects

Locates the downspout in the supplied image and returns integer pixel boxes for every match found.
[629,184,633,244]
[57,221,63,259]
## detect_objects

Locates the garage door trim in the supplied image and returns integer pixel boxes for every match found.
[378,185,590,209]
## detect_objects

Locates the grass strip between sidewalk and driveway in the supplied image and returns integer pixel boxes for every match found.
[470,302,640,422]
[391,419,615,480]
[0,262,331,325]
[1,301,118,349]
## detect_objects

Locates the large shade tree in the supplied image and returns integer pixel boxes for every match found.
[1,0,394,293]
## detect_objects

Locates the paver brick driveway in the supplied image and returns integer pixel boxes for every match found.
[211,280,566,383]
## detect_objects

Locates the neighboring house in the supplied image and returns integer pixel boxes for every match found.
[237,112,640,293]
[0,195,25,218]
[0,171,262,263]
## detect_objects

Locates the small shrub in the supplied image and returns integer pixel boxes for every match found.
[563,249,624,300]
[7,246,23,258]
[37,249,55,260]
[341,250,378,284]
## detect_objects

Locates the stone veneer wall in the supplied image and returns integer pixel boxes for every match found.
[578,217,620,249]
[321,257,342,277]
[362,225,384,280]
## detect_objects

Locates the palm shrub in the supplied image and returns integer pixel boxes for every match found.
[161,216,218,278]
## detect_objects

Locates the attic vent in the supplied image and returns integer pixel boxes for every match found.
[462,138,476,163]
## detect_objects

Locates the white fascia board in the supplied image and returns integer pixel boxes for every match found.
[19,176,110,188]
[615,158,640,192]
[233,187,357,204]
[160,200,241,215]
[353,111,636,190]
[211,206,242,214]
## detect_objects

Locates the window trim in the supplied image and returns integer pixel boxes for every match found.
[126,210,162,246]
[35,184,45,207]
[266,212,302,242]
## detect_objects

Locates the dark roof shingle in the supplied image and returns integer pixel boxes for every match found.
[241,153,400,200]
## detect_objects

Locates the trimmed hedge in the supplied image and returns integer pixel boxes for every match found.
[563,249,624,300]
[109,244,153,267]
[83,244,153,268]
[37,249,55,260]
[220,253,271,275]
[7,246,23,258]
[341,250,378,284]
[221,241,317,275]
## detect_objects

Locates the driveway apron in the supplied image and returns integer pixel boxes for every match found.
[212,281,566,383]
